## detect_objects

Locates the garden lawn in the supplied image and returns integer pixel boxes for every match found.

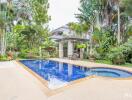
[95,60,132,68]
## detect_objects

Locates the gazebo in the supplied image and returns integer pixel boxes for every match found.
[51,24,90,59]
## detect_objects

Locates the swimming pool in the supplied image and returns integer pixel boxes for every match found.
[20,60,132,89]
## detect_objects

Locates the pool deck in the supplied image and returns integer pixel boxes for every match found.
[49,58,132,72]
[0,59,132,100]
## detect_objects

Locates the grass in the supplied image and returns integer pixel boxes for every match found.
[120,63,132,67]
[83,59,132,68]
[95,60,112,65]
[95,60,132,68]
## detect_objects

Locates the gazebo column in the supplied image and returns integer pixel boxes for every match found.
[59,41,64,58]
[68,40,73,58]
[80,48,84,59]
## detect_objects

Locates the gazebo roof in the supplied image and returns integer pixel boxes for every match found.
[51,35,89,42]
[50,24,90,42]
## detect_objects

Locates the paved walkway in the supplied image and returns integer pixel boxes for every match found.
[0,60,132,100]
[0,61,47,100]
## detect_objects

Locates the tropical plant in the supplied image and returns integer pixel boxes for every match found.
[76,43,86,49]
[120,0,132,17]
[68,22,89,35]
[76,0,100,58]
[108,36,132,64]
[0,0,51,60]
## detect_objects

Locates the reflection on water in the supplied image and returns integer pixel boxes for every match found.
[21,60,87,81]
[38,60,42,69]
[68,64,73,77]
[59,62,63,72]
[48,77,68,90]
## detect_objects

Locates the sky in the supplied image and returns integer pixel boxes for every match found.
[48,0,80,30]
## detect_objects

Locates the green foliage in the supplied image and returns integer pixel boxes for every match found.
[6,32,21,51]
[3,0,51,59]
[0,17,5,28]
[42,38,55,49]
[31,0,50,25]
[120,37,132,62]
[126,25,132,36]
[108,47,125,65]
[108,37,132,64]
[18,47,40,58]
[95,30,117,58]
[15,27,53,59]
[77,0,99,23]
[92,28,102,43]
[90,48,101,59]
[76,43,86,49]
[0,55,8,61]
[42,38,57,58]
[121,0,132,17]
[68,22,89,35]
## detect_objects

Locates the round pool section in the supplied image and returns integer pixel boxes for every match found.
[86,67,132,78]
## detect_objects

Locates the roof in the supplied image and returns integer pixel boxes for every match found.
[50,24,90,41]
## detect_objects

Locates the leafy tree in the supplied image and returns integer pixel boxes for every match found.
[76,0,100,58]
[0,0,51,59]
[68,22,89,35]
[121,0,132,17]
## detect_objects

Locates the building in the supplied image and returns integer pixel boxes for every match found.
[51,24,90,59]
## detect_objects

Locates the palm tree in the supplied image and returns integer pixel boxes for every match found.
[76,0,99,58]
[111,0,121,44]
[98,0,121,44]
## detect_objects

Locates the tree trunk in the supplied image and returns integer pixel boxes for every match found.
[0,29,6,55]
[117,4,121,44]
[89,23,93,56]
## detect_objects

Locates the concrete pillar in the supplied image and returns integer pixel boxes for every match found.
[80,48,84,59]
[59,41,64,58]
[68,40,73,58]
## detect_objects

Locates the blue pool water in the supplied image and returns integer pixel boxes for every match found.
[20,60,132,82]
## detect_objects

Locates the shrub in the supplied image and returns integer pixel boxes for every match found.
[76,44,86,49]
[0,55,8,61]
[130,58,132,63]
[95,30,117,59]
[108,47,125,64]
[108,37,132,65]
[122,37,132,63]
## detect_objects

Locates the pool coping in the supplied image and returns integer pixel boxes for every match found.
[16,59,132,96]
